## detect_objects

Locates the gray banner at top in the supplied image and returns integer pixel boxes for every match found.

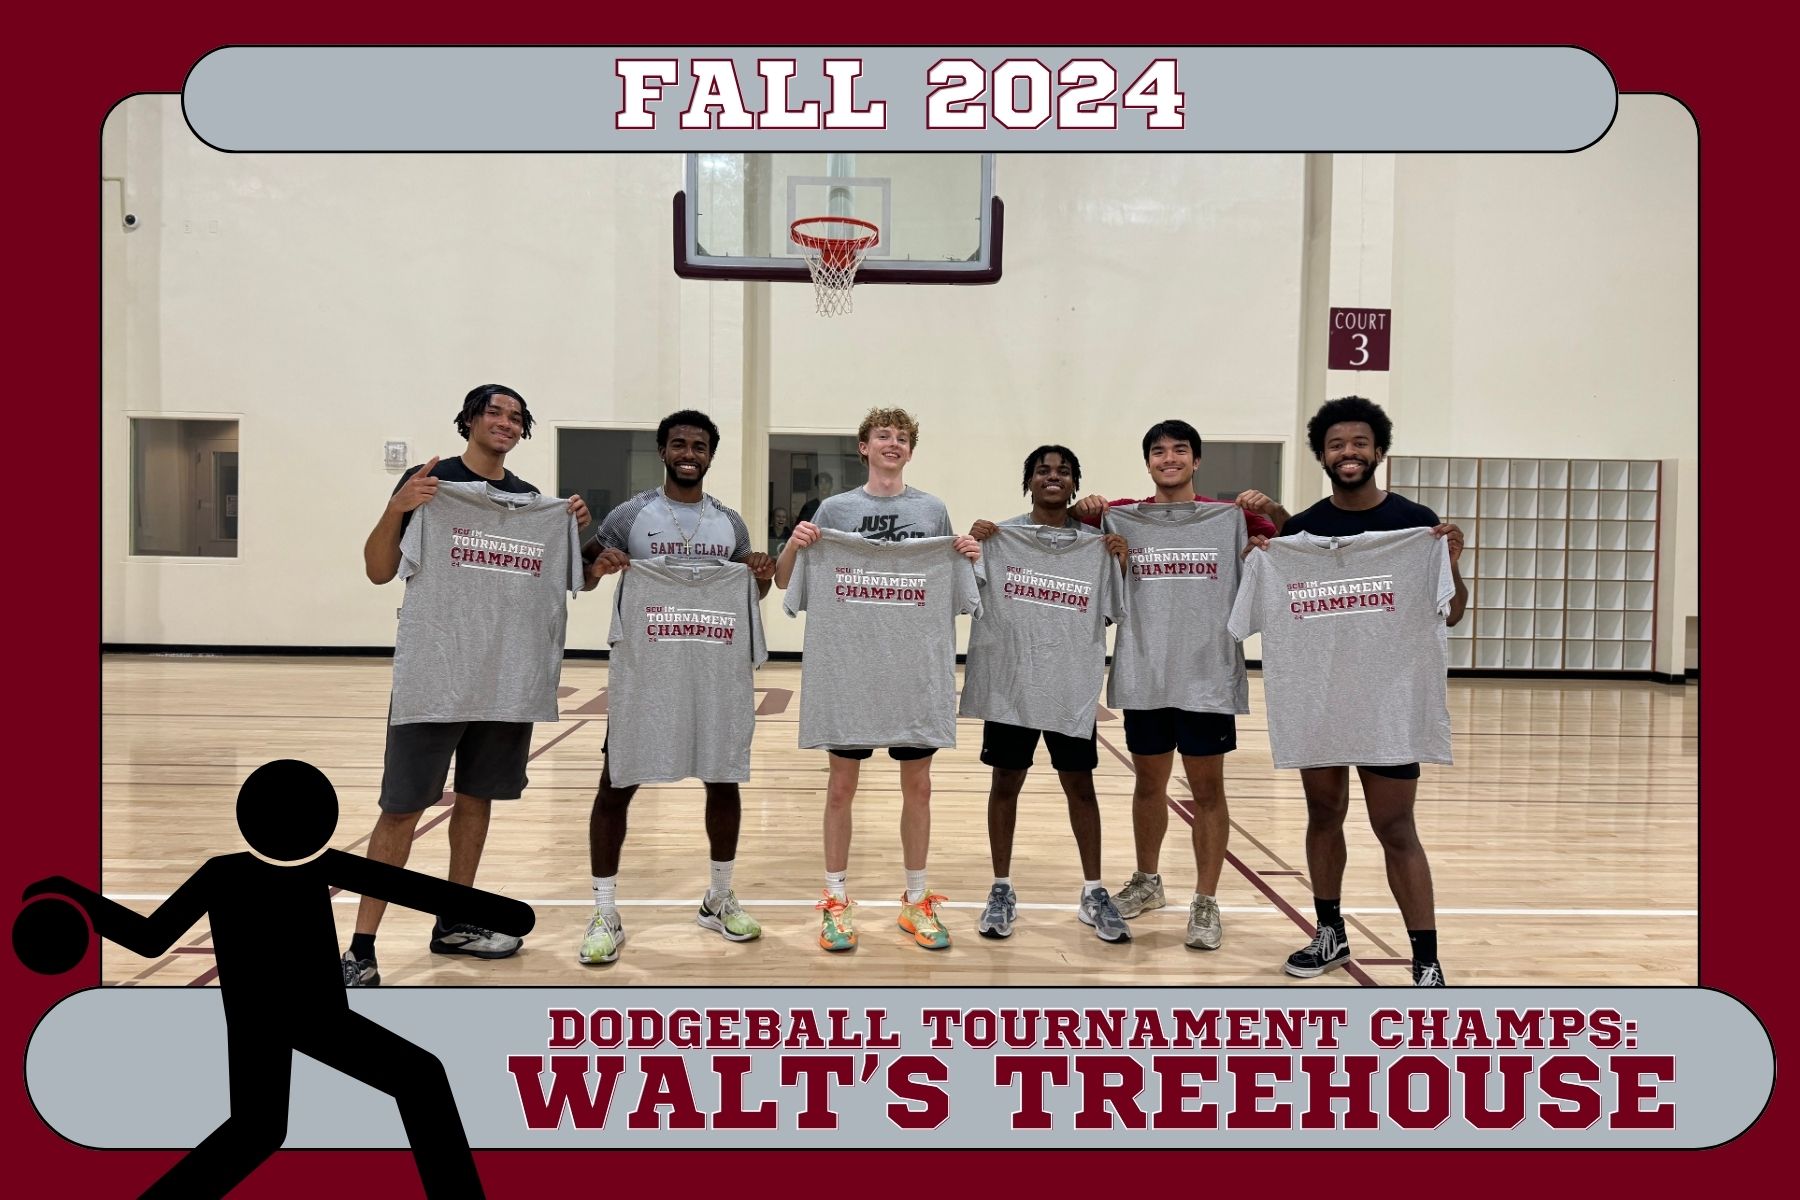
[183,47,1616,152]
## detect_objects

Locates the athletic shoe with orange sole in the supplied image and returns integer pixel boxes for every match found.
[897,891,951,950]
[816,891,857,951]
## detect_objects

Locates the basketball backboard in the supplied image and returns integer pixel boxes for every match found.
[673,153,1002,284]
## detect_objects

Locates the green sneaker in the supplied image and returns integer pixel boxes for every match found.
[578,908,625,965]
[897,891,951,950]
[816,891,858,951]
[696,890,762,942]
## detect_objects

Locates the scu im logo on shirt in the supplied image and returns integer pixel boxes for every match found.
[833,567,929,606]
[1285,574,1398,619]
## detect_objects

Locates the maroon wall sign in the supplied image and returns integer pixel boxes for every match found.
[1328,307,1392,371]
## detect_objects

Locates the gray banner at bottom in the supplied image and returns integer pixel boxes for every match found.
[27,987,1771,1148]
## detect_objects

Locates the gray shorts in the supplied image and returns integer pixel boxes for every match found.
[378,720,532,814]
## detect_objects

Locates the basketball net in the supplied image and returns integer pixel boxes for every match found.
[790,216,879,317]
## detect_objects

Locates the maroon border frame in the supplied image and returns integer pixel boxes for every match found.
[6,6,1778,1195]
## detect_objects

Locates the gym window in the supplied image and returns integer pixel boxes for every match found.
[556,428,666,529]
[129,418,239,557]
[768,434,869,555]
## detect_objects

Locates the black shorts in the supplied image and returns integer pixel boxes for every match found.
[1301,763,1424,782]
[1122,708,1237,758]
[828,746,938,762]
[980,721,1099,773]
[378,720,532,814]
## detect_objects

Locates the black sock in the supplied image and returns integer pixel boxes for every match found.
[434,917,453,937]
[1407,929,1438,964]
[1315,897,1344,930]
[350,933,376,962]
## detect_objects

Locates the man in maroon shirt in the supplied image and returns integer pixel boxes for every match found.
[1070,420,1278,946]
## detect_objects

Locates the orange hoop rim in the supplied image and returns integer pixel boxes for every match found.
[789,215,881,255]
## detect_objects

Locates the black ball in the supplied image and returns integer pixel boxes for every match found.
[13,896,91,975]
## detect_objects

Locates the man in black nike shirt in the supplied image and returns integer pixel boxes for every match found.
[1239,395,1466,988]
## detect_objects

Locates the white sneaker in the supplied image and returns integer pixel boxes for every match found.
[577,908,626,965]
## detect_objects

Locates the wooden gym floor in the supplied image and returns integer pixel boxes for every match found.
[100,655,1697,988]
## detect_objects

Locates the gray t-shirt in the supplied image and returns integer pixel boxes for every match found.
[784,528,981,749]
[599,487,752,563]
[1000,512,1098,533]
[811,485,953,542]
[960,525,1126,738]
[392,481,583,725]
[605,558,768,786]
[1228,527,1455,769]
[1102,502,1250,715]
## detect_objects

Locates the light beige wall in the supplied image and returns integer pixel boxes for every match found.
[104,99,1696,669]
[1388,95,1698,670]
[102,97,692,646]
[761,153,1308,650]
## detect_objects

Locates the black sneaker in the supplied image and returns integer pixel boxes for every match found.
[1413,961,1447,987]
[341,951,380,987]
[1285,924,1351,978]
[429,923,522,960]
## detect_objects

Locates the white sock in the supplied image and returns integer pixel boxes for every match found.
[905,868,928,904]
[709,859,734,900]
[1193,891,1215,904]
[994,875,1012,890]
[1083,879,1102,896]
[824,871,848,901]
[592,875,617,912]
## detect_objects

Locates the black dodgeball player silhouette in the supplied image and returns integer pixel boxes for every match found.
[19,759,534,1199]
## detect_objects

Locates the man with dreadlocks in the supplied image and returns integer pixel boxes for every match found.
[344,383,590,986]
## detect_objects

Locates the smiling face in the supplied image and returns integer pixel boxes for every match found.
[1145,434,1196,492]
[1320,420,1381,491]
[660,424,714,487]
[1029,451,1076,509]
[468,393,525,456]
[860,424,914,473]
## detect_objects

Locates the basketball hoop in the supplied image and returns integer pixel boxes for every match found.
[790,216,880,317]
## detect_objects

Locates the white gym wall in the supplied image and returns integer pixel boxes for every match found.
[101,95,1697,671]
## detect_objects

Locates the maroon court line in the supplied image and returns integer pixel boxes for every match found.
[1095,731,1380,988]
[1164,785,1405,966]
[182,719,594,988]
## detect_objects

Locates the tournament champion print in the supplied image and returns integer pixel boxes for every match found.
[1002,564,1093,613]
[1127,545,1221,579]
[449,525,546,576]
[833,565,929,606]
[643,604,739,644]
[1286,572,1398,618]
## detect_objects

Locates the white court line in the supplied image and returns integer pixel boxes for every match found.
[101,894,1697,917]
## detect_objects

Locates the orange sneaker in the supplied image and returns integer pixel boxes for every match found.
[816,891,857,951]
[897,891,951,950]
